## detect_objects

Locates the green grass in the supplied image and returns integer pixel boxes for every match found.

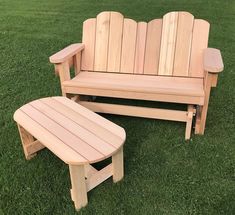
[0,0,235,214]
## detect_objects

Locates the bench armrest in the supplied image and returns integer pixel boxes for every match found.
[203,48,224,73]
[49,43,85,64]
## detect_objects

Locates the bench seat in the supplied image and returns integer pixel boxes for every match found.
[63,72,205,105]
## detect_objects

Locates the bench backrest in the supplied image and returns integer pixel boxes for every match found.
[81,11,210,78]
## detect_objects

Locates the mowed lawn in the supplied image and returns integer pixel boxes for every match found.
[0,0,235,214]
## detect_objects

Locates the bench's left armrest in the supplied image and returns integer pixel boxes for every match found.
[203,48,224,73]
[49,43,85,64]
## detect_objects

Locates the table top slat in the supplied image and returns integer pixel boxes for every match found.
[53,97,125,139]
[20,104,104,161]
[14,109,88,164]
[14,97,125,164]
[32,100,117,155]
[42,97,124,148]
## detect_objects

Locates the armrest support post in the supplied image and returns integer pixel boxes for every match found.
[57,61,70,96]
[74,52,82,76]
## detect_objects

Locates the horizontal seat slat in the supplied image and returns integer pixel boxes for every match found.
[64,72,204,97]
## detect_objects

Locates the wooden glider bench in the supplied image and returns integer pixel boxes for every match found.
[49,11,224,140]
[13,96,125,210]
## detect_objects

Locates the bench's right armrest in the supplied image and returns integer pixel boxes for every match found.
[49,43,85,64]
[203,48,224,73]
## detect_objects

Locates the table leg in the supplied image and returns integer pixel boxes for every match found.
[69,164,88,210]
[112,147,124,183]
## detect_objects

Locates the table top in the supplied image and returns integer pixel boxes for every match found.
[14,97,126,165]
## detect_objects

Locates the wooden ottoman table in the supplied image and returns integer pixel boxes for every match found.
[13,96,126,210]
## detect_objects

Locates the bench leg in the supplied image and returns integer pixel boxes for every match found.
[17,124,44,160]
[195,72,213,135]
[195,103,209,135]
[185,105,194,140]
[112,147,124,183]
[195,90,211,135]
[69,165,88,211]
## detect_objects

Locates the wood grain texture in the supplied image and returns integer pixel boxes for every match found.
[74,52,81,75]
[107,12,124,72]
[65,86,204,105]
[143,19,162,75]
[203,48,223,73]
[50,44,85,64]
[173,12,194,77]
[81,18,96,70]
[31,100,116,155]
[112,147,124,182]
[86,164,112,191]
[94,12,111,71]
[13,97,126,164]
[158,12,179,76]
[69,165,88,210]
[189,19,210,77]
[120,18,137,73]
[14,109,87,164]
[134,22,147,74]
[79,101,189,122]
[67,71,204,96]
[52,97,125,140]
[20,104,104,161]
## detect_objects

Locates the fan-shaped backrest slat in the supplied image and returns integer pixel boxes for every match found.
[107,12,124,73]
[158,12,178,76]
[94,12,110,71]
[133,22,147,74]
[81,18,96,71]
[189,19,210,77]
[81,11,210,78]
[120,18,137,73]
[143,19,162,75]
[173,12,194,76]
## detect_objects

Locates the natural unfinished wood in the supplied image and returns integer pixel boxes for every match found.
[14,97,125,164]
[112,147,124,182]
[189,19,210,77]
[195,72,213,134]
[86,164,112,191]
[26,140,45,156]
[134,22,147,74]
[74,52,81,75]
[84,164,98,178]
[17,124,42,160]
[107,12,124,72]
[14,96,125,210]
[173,12,194,76]
[185,105,194,140]
[69,165,88,210]
[49,43,84,64]
[94,12,110,71]
[81,18,96,70]
[144,19,162,75]
[57,61,70,96]
[78,101,195,139]
[64,72,204,97]
[204,48,224,73]
[50,11,224,137]
[120,19,137,73]
[78,101,188,122]
[158,12,179,76]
